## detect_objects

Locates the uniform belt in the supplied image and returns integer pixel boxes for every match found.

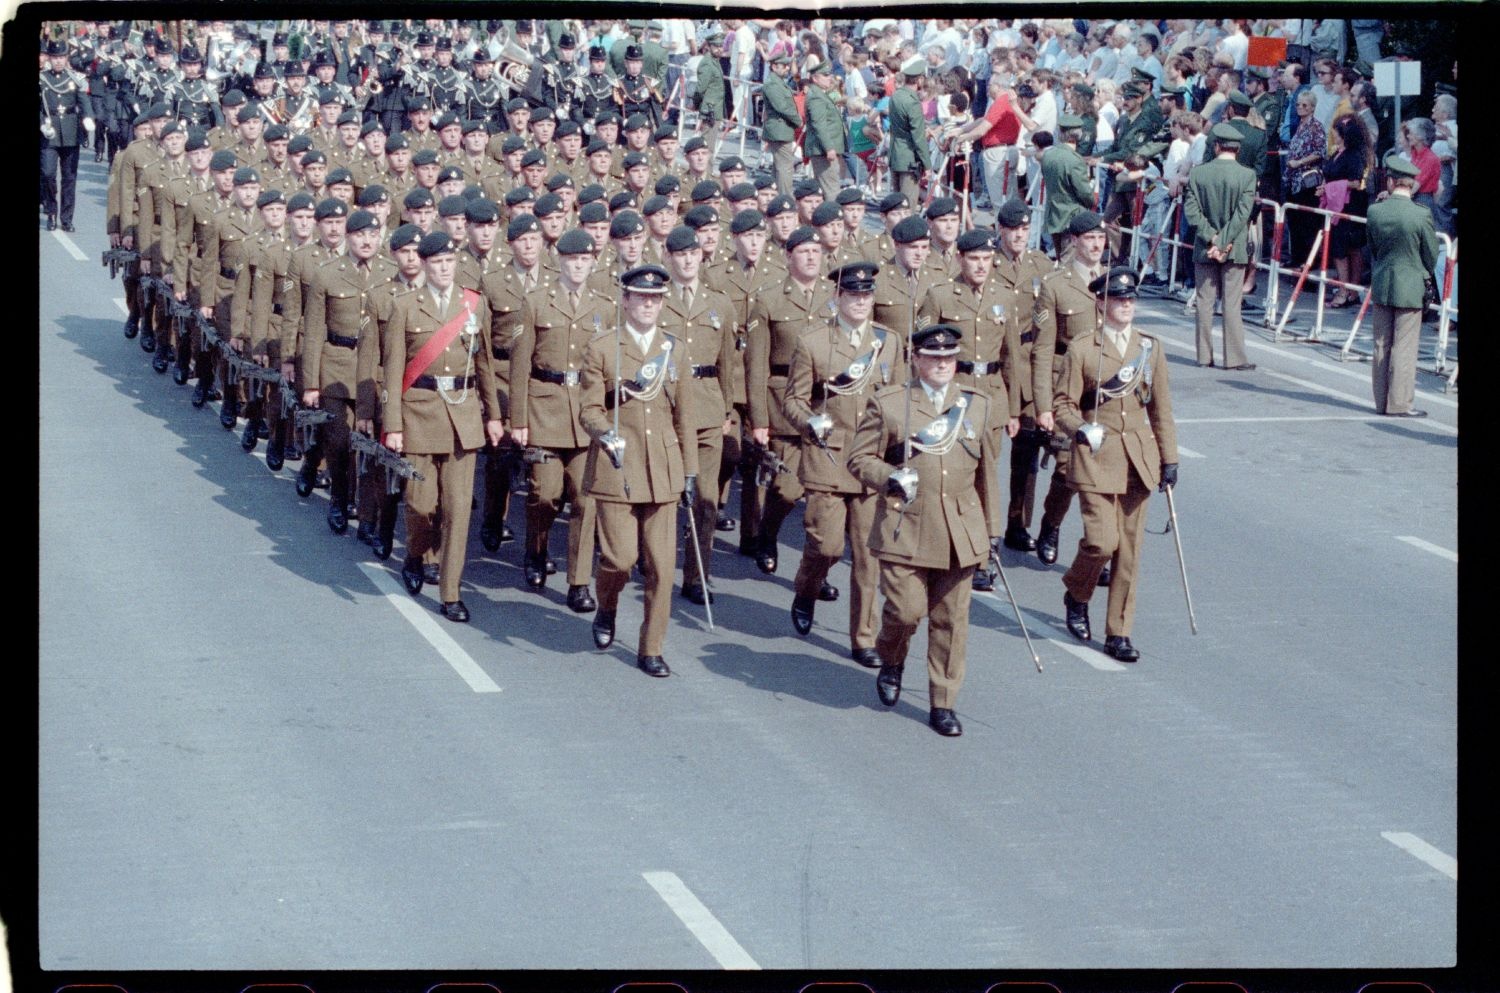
[411,374,477,391]
[1019,329,1037,345]
[957,359,1002,376]
[220,265,239,280]
[690,364,719,379]
[531,367,581,387]
[326,331,359,348]
[491,346,511,361]
[770,363,790,377]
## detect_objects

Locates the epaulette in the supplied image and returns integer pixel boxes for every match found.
[873,382,906,399]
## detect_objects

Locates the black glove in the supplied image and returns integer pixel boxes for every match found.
[1160,462,1178,492]
[682,474,697,508]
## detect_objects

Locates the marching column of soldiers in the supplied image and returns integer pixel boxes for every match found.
[76,18,1183,738]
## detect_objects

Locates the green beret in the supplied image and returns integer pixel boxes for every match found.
[314,198,349,220]
[345,209,379,233]
[784,226,819,251]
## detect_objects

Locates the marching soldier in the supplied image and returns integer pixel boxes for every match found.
[847,324,1005,737]
[509,228,612,612]
[157,128,216,377]
[871,215,941,346]
[200,165,265,428]
[579,46,617,124]
[1032,210,1108,570]
[745,226,833,578]
[288,198,354,495]
[988,199,1057,554]
[918,228,1024,591]
[783,261,893,669]
[383,231,505,623]
[179,149,238,404]
[659,227,736,605]
[243,189,312,470]
[113,104,167,340]
[617,45,661,127]
[175,45,222,131]
[580,265,698,677]
[1055,267,1178,663]
[135,121,189,359]
[39,38,98,233]
[302,209,399,534]
[228,188,288,453]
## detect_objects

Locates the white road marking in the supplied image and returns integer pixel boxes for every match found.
[1137,309,1459,410]
[1395,536,1457,564]
[973,594,1126,671]
[114,297,128,314]
[1176,445,1206,459]
[1178,415,1400,424]
[52,229,88,261]
[643,871,760,970]
[1381,832,1457,880]
[356,562,502,694]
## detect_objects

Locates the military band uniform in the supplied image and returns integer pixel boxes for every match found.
[1054,310,1178,649]
[846,354,1004,730]
[382,282,503,605]
[39,54,97,231]
[783,315,893,658]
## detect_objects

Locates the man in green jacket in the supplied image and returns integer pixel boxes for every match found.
[1183,123,1259,370]
[1041,113,1096,259]
[694,34,727,158]
[1366,156,1440,418]
[1098,80,1165,259]
[760,53,803,196]
[803,61,846,202]
[888,57,931,209]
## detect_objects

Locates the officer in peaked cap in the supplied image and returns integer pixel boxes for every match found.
[847,319,1005,737]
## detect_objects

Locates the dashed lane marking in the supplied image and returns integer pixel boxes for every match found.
[1395,536,1457,564]
[1381,832,1457,880]
[643,871,760,969]
[356,562,502,694]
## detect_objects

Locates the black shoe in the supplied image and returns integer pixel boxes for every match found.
[257,420,270,440]
[682,582,715,605]
[755,537,777,574]
[152,349,170,374]
[790,595,815,635]
[240,420,258,452]
[1097,562,1112,587]
[46,215,56,231]
[327,503,348,534]
[1037,524,1061,565]
[850,648,882,669]
[265,438,285,472]
[371,532,394,561]
[523,552,547,589]
[171,362,189,385]
[1103,635,1140,662]
[219,398,239,429]
[1139,273,1167,287]
[1003,525,1036,552]
[567,584,597,613]
[345,502,358,522]
[501,523,515,543]
[1226,363,1257,371]
[140,330,156,353]
[817,580,839,602]
[972,569,995,592]
[440,600,470,623]
[61,222,75,233]
[637,654,671,677]
[479,521,502,552]
[737,539,759,557]
[422,564,440,585]
[592,609,616,649]
[401,559,424,595]
[356,521,376,546]
[715,513,736,532]
[123,314,139,339]
[546,557,557,575]
[295,469,315,498]
[1198,361,1216,368]
[191,384,210,408]
[928,708,963,737]
[1064,590,1091,642]
[876,664,903,707]
[285,443,303,461]
[1386,409,1429,419]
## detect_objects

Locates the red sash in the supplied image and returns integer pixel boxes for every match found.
[401,288,481,393]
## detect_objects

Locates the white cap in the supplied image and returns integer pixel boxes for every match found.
[901,56,926,77]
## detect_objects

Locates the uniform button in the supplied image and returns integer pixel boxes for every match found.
[646,429,651,435]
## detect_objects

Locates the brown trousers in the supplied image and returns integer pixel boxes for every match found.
[526,446,597,586]
[404,445,477,603]
[1371,305,1422,415]
[596,500,677,657]
[681,424,724,590]
[793,488,880,650]
[1062,473,1152,638]
[875,556,976,711]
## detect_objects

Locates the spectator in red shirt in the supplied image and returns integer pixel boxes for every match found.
[1399,116,1441,216]
[951,75,1034,208]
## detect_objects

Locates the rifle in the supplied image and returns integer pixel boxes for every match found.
[275,376,334,449]
[351,430,424,495]
[101,246,139,279]
[747,440,791,489]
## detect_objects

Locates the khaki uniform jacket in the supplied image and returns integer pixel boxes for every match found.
[1183,155,1257,264]
[1366,193,1440,310]
[202,205,261,309]
[481,263,557,423]
[512,281,614,449]
[303,255,399,401]
[784,320,896,493]
[381,286,502,454]
[284,241,348,378]
[660,282,737,433]
[871,263,942,351]
[1033,265,1100,415]
[456,247,505,293]
[164,175,214,293]
[245,232,294,360]
[705,255,781,407]
[919,277,1021,419]
[115,139,162,235]
[847,383,1003,569]
[136,156,186,273]
[230,226,274,348]
[1054,328,1178,494]
[579,330,699,503]
[357,275,424,422]
[989,248,1056,410]
[746,276,835,435]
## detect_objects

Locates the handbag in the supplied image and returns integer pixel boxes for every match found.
[1297,167,1324,191]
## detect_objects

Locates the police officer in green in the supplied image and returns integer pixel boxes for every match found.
[1041,113,1095,260]
[693,33,727,158]
[1365,155,1439,418]
[888,57,931,209]
[1184,122,1258,371]
[760,52,803,196]
[803,60,846,203]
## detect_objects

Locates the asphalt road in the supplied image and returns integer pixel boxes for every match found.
[37,153,1458,977]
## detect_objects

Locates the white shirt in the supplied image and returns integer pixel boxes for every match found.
[731,25,757,80]
[920,378,948,409]
[625,321,656,353]
[1102,321,1131,358]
